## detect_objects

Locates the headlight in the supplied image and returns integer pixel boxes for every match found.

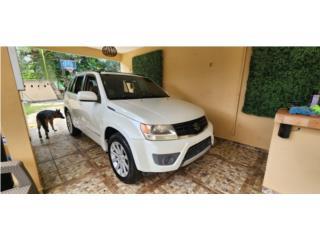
[140,123,178,140]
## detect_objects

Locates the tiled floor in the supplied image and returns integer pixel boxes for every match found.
[29,112,268,194]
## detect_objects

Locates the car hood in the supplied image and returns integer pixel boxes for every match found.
[109,97,205,124]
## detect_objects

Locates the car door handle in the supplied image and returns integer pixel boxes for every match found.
[107,106,116,112]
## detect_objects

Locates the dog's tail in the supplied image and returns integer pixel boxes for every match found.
[36,113,49,132]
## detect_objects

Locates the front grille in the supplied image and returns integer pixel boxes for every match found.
[183,137,211,162]
[173,116,208,136]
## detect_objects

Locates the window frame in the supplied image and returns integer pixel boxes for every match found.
[72,75,85,94]
[82,74,101,103]
[67,77,76,92]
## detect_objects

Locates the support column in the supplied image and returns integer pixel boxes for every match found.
[1,47,42,192]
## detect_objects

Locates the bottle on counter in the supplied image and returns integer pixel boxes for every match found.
[310,90,320,106]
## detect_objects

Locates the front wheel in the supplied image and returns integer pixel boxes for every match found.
[108,133,142,184]
[66,111,81,136]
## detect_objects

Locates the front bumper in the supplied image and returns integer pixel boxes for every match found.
[130,122,214,172]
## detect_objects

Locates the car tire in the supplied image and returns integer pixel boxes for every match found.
[108,133,142,184]
[66,111,81,137]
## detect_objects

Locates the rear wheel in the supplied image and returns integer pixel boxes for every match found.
[66,111,81,136]
[108,133,142,184]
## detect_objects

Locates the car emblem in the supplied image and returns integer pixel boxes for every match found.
[193,122,201,131]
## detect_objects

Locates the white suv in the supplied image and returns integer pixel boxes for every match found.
[64,72,214,183]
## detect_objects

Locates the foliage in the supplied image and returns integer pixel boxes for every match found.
[16,47,120,88]
[16,47,44,80]
[243,47,320,118]
[76,56,120,73]
[132,50,163,86]
[23,103,49,115]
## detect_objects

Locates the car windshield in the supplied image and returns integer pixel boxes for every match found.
[100,74,169,100]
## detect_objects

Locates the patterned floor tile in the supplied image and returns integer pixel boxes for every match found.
[103,173,144,194]
[88,154,110,168]
[59,161,95,181]
[102,170,164,194]
[185,155,254,193]
[49,141,77,159]
[249,175,265,193]
[75,135,97,151]
[159,173,212,194]
[55,153,88,170]
[40,171,63,190]
[45,184,66,194]
[143,186,168,194]
[46,132,70,144]
[209,139,265,167]
[29,128,50,147]
[86,147,106,159]
[51,172,112,194]
[33,145,52,163]
[29,128,69,146]
[38,160,58,175]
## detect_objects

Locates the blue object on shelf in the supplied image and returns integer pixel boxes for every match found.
[289,106,315,116]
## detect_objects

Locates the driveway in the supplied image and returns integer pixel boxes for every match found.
[28,109,268,193]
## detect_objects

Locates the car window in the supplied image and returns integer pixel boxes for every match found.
[73,76,84,94]
[83,75,101,101]
[100,74,168,100]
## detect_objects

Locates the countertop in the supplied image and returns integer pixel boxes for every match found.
[275,108,320,130]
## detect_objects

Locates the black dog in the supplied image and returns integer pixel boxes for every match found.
[36,109,65,139]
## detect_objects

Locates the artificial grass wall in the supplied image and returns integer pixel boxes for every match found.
[132,50,163,86]
[243,47,320,118]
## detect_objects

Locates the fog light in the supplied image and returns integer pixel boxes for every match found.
[152,153,180,166]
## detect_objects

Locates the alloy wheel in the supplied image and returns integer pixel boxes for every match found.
[110,141,129,177]
[66,113,73,133]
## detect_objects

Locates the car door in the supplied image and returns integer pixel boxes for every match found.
[79,74,104,143]
[65,75,85,128]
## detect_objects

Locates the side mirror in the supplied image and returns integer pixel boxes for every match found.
[77,91,98,102]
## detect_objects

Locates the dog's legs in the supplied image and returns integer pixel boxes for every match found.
[49,119,57,132]
[37,120,42,139]
[44,120,50,139]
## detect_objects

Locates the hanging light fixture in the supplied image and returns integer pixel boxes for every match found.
[102,46,117,57]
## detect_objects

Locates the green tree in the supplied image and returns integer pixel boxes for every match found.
[16,47,42,80]
[16,47,120,89]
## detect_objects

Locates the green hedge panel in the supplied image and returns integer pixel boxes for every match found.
[243,47,320,118]
[132,50,163,86]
